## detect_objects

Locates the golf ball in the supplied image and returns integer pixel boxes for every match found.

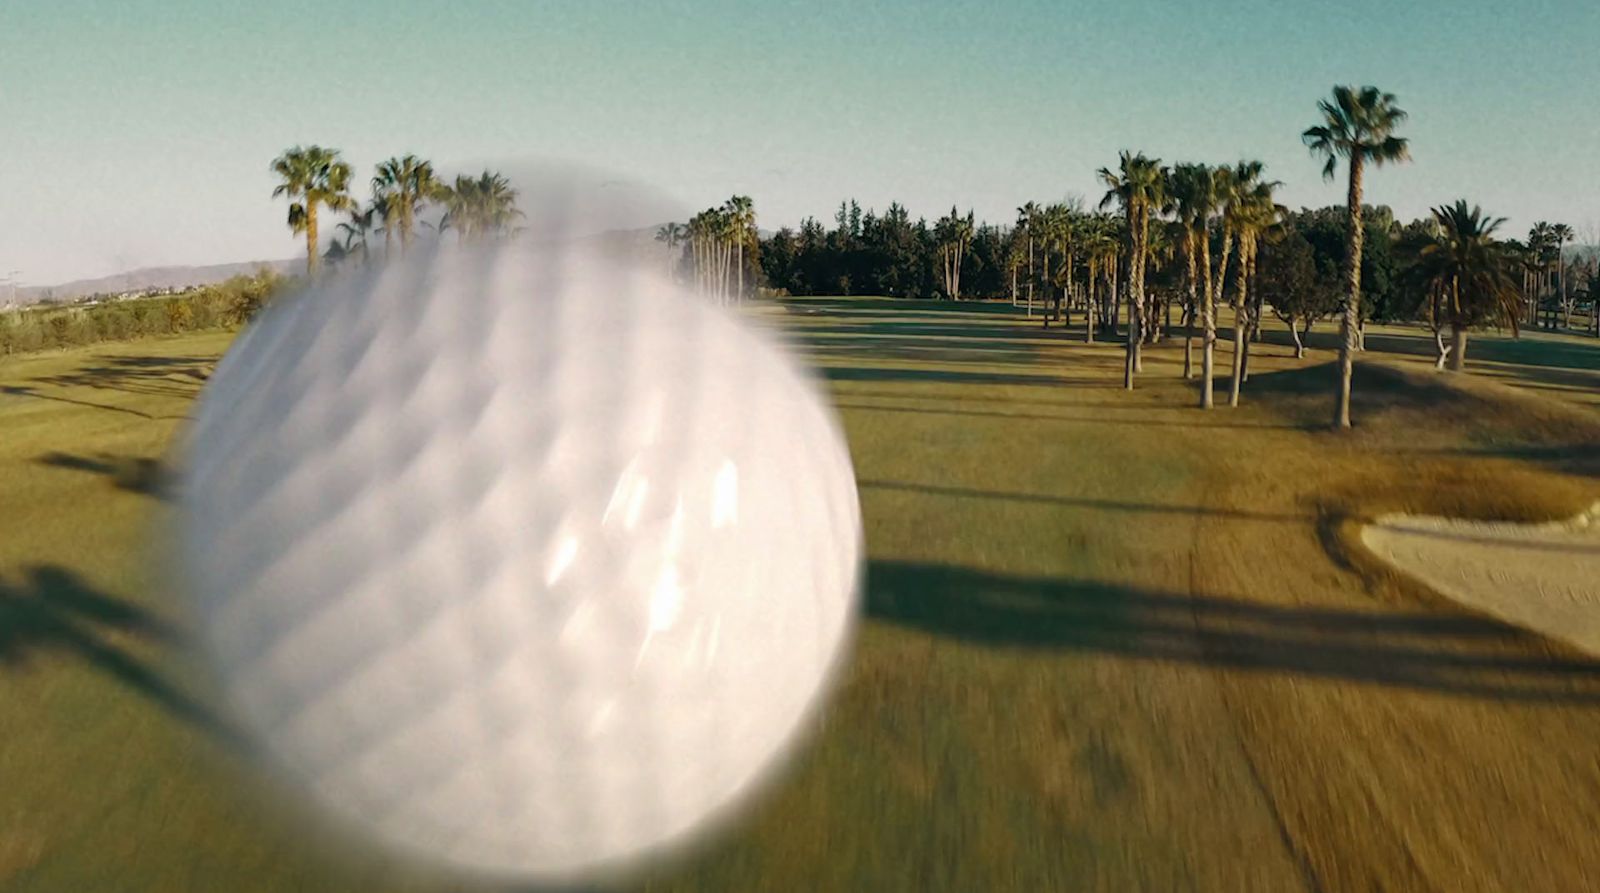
[174,244,862,881]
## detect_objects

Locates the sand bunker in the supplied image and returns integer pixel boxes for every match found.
[1362,502,1600,653]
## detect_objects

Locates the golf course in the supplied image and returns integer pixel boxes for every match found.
[3,296,1598,891]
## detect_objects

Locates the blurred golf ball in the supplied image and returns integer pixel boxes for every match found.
[174,243,862,881]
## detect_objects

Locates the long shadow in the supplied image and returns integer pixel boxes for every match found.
[1471,362,1600,398]
[1,384,157,420]
[781,297,1024,319]
[788,321,1078,344]
[1253,323,1600,385]
[0,565,237,744]
[834,389,1188,411]
[804,340,1046,366]
[38,452,171,500]
[859,479,1308,524]
[28,354,214,400]
[1399,443,1600,479]
[834,401,1308,431]
[866,560,1600,704]
[820,366,1099,388]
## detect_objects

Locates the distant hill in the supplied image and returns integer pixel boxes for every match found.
[17,259,300,304]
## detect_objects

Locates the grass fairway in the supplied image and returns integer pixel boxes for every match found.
[2,304,1599,891]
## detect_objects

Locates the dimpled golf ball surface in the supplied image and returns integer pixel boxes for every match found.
[176,246,862,880]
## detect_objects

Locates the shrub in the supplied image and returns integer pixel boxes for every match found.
[47,314,73,346]
[166,300,194,333]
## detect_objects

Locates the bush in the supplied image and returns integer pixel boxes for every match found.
[166,300,194,333]
[0,311,46,354]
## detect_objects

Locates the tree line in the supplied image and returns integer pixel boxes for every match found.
[655,196,758,306]
[746,86,1596,427]
[268,90,1596,431]
[0,271,281,356]
[270,147,524,275]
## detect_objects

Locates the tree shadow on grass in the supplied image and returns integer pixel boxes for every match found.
[833,400,1309,431]
[832,389,1188,411]
[858,479,1309,525]
[780,297,1024,320]
[1400,442,1600,479]
[37,451,171,500]
[865,560,1600,704]
[0,565,237,745]
[26,354,214,401]
[1,384,161,420]
[819,366,1102,388]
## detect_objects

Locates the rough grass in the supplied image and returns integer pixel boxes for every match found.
[1,304,1598,892]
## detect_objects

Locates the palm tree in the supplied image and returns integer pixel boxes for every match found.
[687,207,735,301]
[473,171,522,239]
[935,207,975,300]
[1416,201,1520,370]
[1168,163,1220,390]
[1056,208,1081,324]
[1526,221,1555,325]
[1083,217,1120,344]
[1037,203,1071,324]
[1303,85,1410,429]
[1017,202,1041,315]
[1143,219,1179,342]
[1222,161,1282,405]
[271,146,355,275]
[1005,238,1026,307]
[1099,151,1169,389]
[655,222,688,281]
[723,196,756,303]
[336,202,379,267]
[372,155,444,255]
[439,171,523,244]
[1551,222,1575,327]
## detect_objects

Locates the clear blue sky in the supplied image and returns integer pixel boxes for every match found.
[3,0,1597,285]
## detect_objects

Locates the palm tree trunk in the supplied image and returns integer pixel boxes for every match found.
[1135,208,1147,373]
[958,241,966,299]
[1124,284,1137,389]
[1026,235,1034,316]
[1447,324,1467,371]
[1333,158,1365,429]
[1229,233,1247,407]
[1066,250,1076,324]
[1215,228,1233,323]
[1241,238,1260,383]
[305,204,319,276]
[1085,258,1097,344]
[1110,258,1120,338]
[1183,231,1197,379]
[1200,224,1216,409]
[1042,252,1051,319]
[1125,208,1144,388]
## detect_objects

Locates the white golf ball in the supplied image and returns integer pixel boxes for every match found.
[174,244,862,881]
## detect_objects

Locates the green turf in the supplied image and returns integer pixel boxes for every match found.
[2,305,1598,892]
